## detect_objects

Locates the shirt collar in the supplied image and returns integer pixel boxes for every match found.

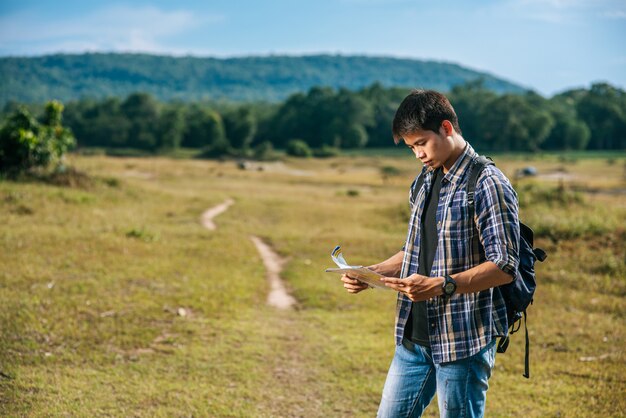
[442,141,476,186]
[419,141,477,186]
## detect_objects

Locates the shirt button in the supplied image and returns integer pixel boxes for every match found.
[431,322,436,329]
[437,221,441,228]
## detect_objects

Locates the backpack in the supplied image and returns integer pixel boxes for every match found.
[409,155,547,378]
[468,156,547,378]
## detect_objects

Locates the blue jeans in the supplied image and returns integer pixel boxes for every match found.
[377,338,497,418]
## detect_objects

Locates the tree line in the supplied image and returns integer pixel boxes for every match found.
[2,81,625,159]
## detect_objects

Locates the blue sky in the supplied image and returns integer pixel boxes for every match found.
[1,0,624,95]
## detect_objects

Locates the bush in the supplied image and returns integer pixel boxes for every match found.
[380,165,402,182]
[196,138,234,159]
[285,139,312,158]
[313,145,341,158]
[517,182,585,208]
[253,141,278,161]
[0,102,75,177]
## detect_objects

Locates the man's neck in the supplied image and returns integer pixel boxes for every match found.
[442,136,467,174]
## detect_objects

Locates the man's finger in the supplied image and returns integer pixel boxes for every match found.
[383,282,404,291]
[341,276,363,285]
[380,277,405,285]
[344,283,365,290]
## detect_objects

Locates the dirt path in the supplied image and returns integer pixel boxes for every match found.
[250,236,297,310]
[200,198,234,230]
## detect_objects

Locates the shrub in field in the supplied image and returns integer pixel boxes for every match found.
[125,227,158,242]
[253,141,278,161]
[517,182,585,208]
[197,137,235,159]
[312,145,341,158]
[380,165,402,183]
[0,101,75,177]
[286,139,312,158]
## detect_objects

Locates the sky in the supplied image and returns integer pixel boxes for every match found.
[0,0,624,96]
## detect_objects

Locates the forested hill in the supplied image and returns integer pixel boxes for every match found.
[0,53,527,105]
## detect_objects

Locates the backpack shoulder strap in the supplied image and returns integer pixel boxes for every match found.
[467,155,495,216]
[409,172,425,207]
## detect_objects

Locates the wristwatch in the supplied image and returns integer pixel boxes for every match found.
[442,274,457,297]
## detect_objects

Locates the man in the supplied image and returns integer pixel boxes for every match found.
[341,90,520,417]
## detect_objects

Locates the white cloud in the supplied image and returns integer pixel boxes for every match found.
[0,5,223,55]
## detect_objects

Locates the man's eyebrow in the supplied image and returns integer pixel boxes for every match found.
[406,137,426,146]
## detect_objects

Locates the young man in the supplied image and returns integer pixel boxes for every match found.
[341,90,520,417]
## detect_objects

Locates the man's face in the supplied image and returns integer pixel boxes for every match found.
[402,125,454,171]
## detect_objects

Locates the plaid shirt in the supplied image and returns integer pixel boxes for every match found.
[396,143,520,364]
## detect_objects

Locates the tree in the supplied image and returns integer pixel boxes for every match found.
[157,104,185,151]
[0,101,75,176]
[65,98,130,148]
[479,94,554,152]
[449,80,498,148]
[543,98,591,150]
[328,89,373,148]
[359,83,406,147]
[182,105,226,148]
[576,83,626,150]
[285,139,312,157]
[223,106,257,150]
[121,93,159,150]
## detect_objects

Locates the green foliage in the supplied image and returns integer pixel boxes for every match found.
[125,227,158,242]
[517,182,585,208]
[197,137,234,159]
[380,165,403,182]
[121,93,159,150]
[0,53,527,105]
[157,104,185,152]
[4,82,625,159]
[576,83,626,150]
[64,98,130,148]
[253,141,278,161]
[478,93,555,151]
[285,139,312,158]
[312,145,341,158]
[0,101,75,176]
[270,87,373,149]
[182,105,226,148]
[223,106,257,150]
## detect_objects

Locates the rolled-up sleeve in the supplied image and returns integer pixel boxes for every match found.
[474,166,520,277]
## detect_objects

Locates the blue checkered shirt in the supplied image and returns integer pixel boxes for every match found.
[396,143,520,364]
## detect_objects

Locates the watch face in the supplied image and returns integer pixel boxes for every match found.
[444,282,455,294]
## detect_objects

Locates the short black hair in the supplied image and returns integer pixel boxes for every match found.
[392,89,462,144]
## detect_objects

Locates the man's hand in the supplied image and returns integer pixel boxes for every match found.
[341,274,369,294]
[380,274,444,301]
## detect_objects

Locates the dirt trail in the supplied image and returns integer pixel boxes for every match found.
[250,236,297,310]
[200,198,234,230]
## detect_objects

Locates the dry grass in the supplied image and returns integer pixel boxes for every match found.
[0,151,624,417]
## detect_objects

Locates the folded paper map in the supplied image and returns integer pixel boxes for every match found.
[325,245,389,290]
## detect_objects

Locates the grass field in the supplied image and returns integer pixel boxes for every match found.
[1,151,625,417]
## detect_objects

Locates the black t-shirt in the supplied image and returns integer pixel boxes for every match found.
[405,168,443,347]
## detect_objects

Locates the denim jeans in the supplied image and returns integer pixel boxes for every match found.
[377,338,497,418]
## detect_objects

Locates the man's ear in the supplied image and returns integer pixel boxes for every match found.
[440,120,454,136]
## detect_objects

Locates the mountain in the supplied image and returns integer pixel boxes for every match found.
[0,53,528,105]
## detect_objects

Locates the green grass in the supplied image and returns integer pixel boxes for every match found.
[1,152,625,417]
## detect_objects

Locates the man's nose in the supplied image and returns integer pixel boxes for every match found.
[415,149,426,159]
